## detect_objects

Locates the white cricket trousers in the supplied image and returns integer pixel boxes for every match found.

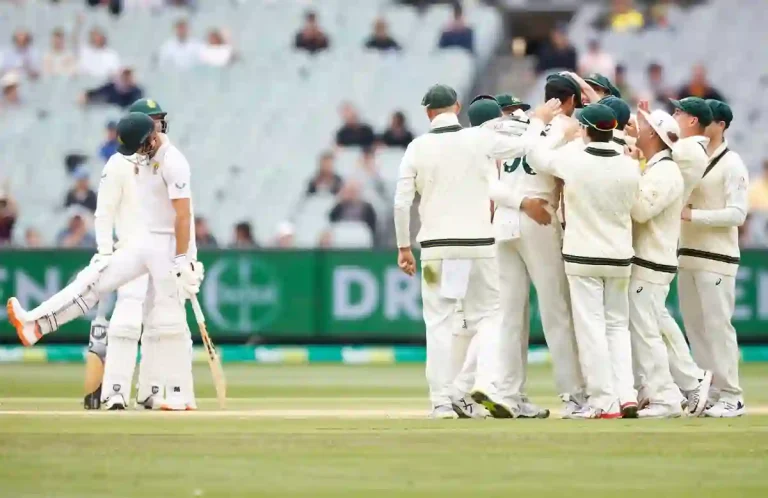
[421,257,502,408]
[496,216,583,399]
[657,305,705,392]
[677,269,742,402]
[628,278,683,408]
[568,275,635,411]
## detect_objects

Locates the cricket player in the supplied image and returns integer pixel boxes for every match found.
[393,84,560,419]
[599,96,634,148]
[527,103,641,419]
[7,112,204,411]
[677,99,748,418]
[583,73,621,103]
[629,108,685,418]
[654,97,715,414]
[495,93,531,116]
[479,74,587,419]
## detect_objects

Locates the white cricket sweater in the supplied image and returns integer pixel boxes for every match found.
[672,135,709,202]
[393,112,545,260]
[630,150,684,285]
[678,140,749,276]
[527,140,640,277]
[94,153,140,255]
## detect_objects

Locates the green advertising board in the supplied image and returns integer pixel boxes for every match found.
[1,249,768,343]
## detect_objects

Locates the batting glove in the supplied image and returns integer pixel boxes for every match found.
[173,256,204,303]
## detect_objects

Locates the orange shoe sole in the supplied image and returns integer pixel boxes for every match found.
[7,299,30,347]
[598,412,623,419]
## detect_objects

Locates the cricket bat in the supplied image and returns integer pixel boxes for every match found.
[190,296,226,409]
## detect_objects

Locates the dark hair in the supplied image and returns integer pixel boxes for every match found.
[235,221,254,241]
[544,83,575,104]
[393,111,406,125]
[586,127,613,143]
[305,10,317,21]
[647,62,662,74]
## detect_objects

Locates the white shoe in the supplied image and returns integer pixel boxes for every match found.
[430,405,459,419]
[638,403,683,419]
[136,388,163,410]
[686,371,713,417]
[450,394,487,419]
[561,393,587,419]
[470,389,519,419]
[567,401,621,420]
[103,393,127,411]
[704,400,745,418]
[6,298,42,347]
[160,386,194,411]
[518,395,550,419]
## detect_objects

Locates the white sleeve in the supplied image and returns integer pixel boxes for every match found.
[526,143,562,178]
[393,144,417,248]
[489,178,524,210]
[483,118,546,160]
[690,159,749,227]
[631,162,684,223]
[93,161,122,255]
[162,149,192,200]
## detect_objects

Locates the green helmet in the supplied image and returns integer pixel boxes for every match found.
[116,112,156,155]
[128,98,168,133]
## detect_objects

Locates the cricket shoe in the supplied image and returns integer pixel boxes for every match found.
[470,389,519,419]
[518,395,550,419]
[621,401,639,419]
[685,370,713,417]
[450,394,488,419]
[6,298,42,347]
[430,405,460,419]
[704,400,745,418]
[638,403,683,419]
[566,402,621,420]
[560,393,587,419]
[160,388,195,411]
[103,394,127,411]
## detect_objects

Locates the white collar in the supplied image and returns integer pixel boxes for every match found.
[430,112,460,130]
[709,139,729,159]
[646,149,672,168]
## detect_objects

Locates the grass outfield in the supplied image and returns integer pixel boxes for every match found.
[0,364,767,497]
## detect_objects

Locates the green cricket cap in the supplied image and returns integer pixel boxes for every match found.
[495,93,531,111]
[116,112,155,155]
[128,98,166,116]
[421,84,458,109]
[706,99,733,129]
[585,73,611,91]
[669,97,714,127]
[468,99,502,127]
[545,73,583,108]
[598,96,631,129]
[577,103,618,131]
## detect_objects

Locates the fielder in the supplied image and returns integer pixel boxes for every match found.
[393,84,560,419]
[628,107,685,418]
[678,99,748,417]
[527,103,641,419]
[7,112,203,411]
[583,73,621,103]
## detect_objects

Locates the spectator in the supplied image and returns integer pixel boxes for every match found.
[648,0,682,29]
[306,151,343,196]
[99,121,119,163]
[379,111,414,148]
[24,227,43,248]
[329,181,377,240]
[535,25,577,74]
[86,0,122,16]
[1,72,22,108]
[1,29,40,79]
[438,4,474,53]
[294,10,330,55]
[79,67,143,108]
[77,27,121,79]
[275,222,295,248]
[318,229,333,248]
[57,212,96,248]
[609,0,645,32]
[677,64,726,102]
[364,18,401,52]
[644,62,674,110]
[748,160,768,212]
[352,148,388,203]
[198,28,235,67]
[0,185,18,247]
[336,102,375,148]
[195,216,218,248]
[230,221,258,248]
[42,28,77,76]
[158,19,202,69]
[578,39,615,79]
[64,167,98,213]
[613,64,636,104]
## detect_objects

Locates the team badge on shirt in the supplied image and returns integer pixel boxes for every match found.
[152,161,160,174]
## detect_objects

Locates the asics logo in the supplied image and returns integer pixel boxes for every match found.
[175,182,187,189]
[636,286,643,293]
[715,278,722,286]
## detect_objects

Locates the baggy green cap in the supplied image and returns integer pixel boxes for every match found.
[599,96,631,129]
[577,103,618,131]
[669,97,714,127]
[706,99,733,129]
[468,99,502,127]
[116,112,155,155]
[545,73,583,108]
[421,84,458,109]
[128,98,166,116]
[495,93,531,111]
[585,73,621,98]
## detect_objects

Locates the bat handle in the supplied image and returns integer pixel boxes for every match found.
[190,295,205,325]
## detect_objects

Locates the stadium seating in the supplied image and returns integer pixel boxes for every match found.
[0,0,502,246]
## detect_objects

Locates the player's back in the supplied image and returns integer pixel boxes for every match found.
[99,153,140,248]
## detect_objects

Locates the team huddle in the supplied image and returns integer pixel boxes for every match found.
[395,73,747,419]
[7,99,205,410]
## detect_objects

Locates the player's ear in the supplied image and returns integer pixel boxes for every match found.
[455,102,462,114]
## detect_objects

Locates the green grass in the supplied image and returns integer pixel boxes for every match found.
[0,363,767,497]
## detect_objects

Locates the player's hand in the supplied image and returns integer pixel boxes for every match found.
[174,257,204,302]
[625,145,642,160]
[681,205,693,221]
[397,248,416,276]
[624,116,638,138]
[89,253,112,271]
[638,99,651,114]
[521,197,552,226]
[532,99,561,124]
